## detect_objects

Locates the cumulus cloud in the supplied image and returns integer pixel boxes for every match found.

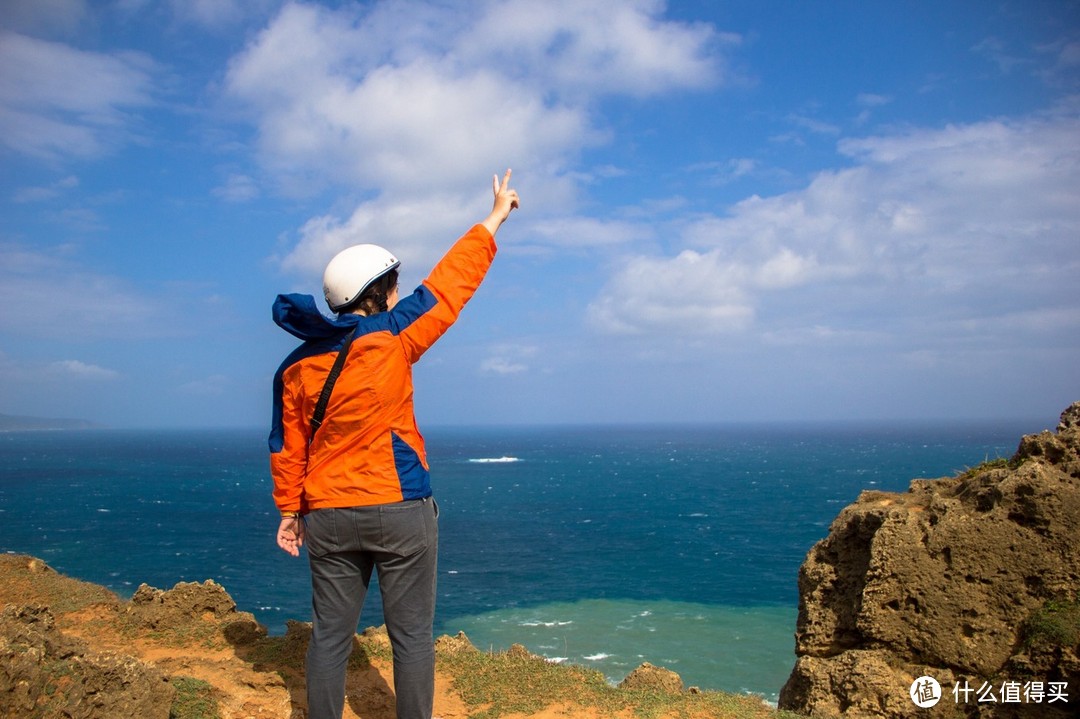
[225,0,733,276]
[588,249,754,334]
[588,112,1080,341]
[280,193,482,280]
[462,0,729,98]
[0,30,157,159]
[223,2,592,194]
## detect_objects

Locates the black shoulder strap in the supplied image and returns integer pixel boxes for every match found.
[309,326,358,444]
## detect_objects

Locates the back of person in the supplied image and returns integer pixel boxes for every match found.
[270,220,496,511]
[269,170,520,719]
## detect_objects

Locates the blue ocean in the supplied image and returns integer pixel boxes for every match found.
[0,421,1038,702]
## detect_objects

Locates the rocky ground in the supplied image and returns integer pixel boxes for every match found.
[0,554,792,719]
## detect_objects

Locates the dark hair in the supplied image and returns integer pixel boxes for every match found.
[337,269,399,316]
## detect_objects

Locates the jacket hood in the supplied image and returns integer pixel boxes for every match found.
[272,293,359,341]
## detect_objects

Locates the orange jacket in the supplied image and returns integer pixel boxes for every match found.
[269,224,496,512]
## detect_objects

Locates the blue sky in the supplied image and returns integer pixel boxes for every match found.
[1,0,1078,429]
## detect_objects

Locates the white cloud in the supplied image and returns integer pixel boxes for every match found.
[0,352,119,383]
[0,0,88,35]
[212,173,260,202]
[972,35,1030,75]
[787,113,841,136]
[226,12,591,192]
[854,93,892,125]
[528,216,656,249]
[48,359,120,380]
[462,0,729,98]
[224,0,732,273]
[12,175,78,203]
[0,242,164,339]
[587,112,1080,341]
[689,158,760,185]
[279,193,485,282]
[480,357,528,375]
[480,343,538,375]
[587,249,754,335]
[0,31,157,159]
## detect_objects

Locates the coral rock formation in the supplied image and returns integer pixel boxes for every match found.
[779,402,1080,718]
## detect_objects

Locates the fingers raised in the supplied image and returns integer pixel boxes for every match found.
[494,169,513,197]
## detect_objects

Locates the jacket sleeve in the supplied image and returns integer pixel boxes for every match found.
[395,224,497,363]
[270,364,309,513]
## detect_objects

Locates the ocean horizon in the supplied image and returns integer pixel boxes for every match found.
[0,419,1043,702]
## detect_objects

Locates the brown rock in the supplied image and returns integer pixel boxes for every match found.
[358,623,391,651]
[779,401,1080,718]
[127,579,266,645]
[506,643,534,659]
[618,662,684,693]
[0,604,174,719]
[435,630,477,655]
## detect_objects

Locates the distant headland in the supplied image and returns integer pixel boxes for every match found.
[0,413,98,431]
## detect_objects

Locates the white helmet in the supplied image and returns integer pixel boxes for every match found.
[322,244,400,312]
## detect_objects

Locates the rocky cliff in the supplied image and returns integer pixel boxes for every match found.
[779,402,1080,718]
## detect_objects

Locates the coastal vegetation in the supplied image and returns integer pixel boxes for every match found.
[1022,599,1080,652]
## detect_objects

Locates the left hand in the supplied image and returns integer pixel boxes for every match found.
[276,516,305,557]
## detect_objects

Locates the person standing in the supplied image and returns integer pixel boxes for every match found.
[269,171,520,719]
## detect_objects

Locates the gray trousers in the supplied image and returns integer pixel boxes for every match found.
[304,498,438,719]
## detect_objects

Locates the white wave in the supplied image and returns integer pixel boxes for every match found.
[519,620,574,627]
[583,652,612,661]
[546,656,568,664]
[468,456,521,463]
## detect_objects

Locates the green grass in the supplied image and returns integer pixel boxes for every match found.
[1022,599,1080,650]
[435,643,804,719]
[169,676,220,719]
[957,456,1021,480]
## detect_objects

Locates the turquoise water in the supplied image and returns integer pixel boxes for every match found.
[452,599,796,700]
[0,421,1035,701]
